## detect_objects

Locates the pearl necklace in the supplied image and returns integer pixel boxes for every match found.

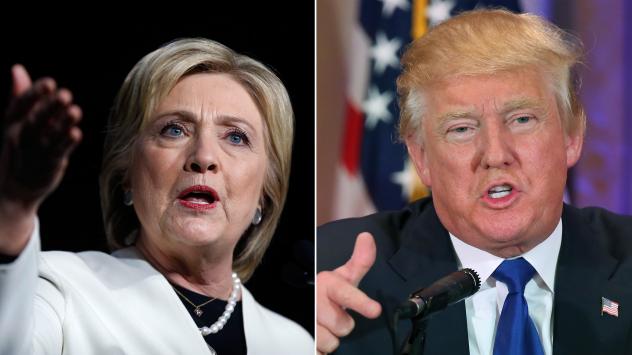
[199,272,242,337]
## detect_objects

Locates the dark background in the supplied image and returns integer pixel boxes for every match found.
[0,5,314,335]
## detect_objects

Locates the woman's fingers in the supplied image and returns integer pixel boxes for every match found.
[48,105,83,157]
[1,66,83,207]
[30,89,80,150]
[6,76,56,125]
[11,64,32,96]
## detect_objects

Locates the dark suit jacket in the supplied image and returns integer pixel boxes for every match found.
[318,197,632,355]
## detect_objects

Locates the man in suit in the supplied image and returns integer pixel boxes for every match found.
[317,9,632,355]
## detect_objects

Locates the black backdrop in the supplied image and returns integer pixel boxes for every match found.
[0,5,314,335]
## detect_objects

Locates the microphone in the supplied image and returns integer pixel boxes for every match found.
[396,268,481,320]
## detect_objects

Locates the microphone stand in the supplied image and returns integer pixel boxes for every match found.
[393,268,481,355]
[406,317,428,355]
[391,310,428,355]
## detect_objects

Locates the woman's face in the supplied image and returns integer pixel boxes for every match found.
[130,73,267,252]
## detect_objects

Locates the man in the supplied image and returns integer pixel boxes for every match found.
[317,9,632,355]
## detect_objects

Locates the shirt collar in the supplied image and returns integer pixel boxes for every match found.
[449,219,562,292]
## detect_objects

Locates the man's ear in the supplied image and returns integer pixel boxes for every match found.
[405,135,432,187]
[565,129,584,168]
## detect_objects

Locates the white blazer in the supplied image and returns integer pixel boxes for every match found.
[0,221,313,354]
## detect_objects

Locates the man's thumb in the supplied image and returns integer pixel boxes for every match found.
[339,232,377,286]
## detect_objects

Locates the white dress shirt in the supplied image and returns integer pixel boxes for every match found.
[449,220,562,355]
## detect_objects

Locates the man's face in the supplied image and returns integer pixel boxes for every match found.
[407,69,583,257]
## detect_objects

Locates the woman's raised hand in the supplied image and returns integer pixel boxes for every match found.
[0,65,82,255]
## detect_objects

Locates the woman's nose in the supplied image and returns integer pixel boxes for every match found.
[184,138,218,173]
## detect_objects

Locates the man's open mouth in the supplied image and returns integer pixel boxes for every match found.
[487,184,513,199]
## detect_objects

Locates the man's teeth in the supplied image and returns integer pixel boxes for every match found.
[488,185,512,199]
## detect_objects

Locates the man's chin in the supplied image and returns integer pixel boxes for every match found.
[474,223,543,256]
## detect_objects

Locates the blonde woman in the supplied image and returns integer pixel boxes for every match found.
[0,38,313,354]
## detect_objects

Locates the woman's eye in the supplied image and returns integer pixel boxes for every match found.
[226,129,251,146]
[160,123,185,138]
[229,132,243,144]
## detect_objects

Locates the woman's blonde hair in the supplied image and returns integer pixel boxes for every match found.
[397,9,585,143]
[100,38,294,281]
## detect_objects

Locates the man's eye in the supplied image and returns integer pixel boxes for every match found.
[448,126,474,135]
[509,115,537,132]
[445,124,476,142]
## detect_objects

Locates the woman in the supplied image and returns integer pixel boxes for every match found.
[0,38,313,354]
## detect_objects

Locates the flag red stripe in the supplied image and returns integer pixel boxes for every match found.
[341,99,364,175]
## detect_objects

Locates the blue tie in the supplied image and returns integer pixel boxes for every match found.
[492,258,545,355]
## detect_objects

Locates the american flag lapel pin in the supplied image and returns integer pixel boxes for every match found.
[601,297,619,317]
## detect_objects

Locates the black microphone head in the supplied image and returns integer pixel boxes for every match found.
[461,268,481,295]
[398,268,482,320]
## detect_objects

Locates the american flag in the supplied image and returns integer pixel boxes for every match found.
[332,0,532,220]
[601,297,619,317]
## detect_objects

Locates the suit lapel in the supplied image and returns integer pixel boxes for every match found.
[388,200,470,355]
[553,205,627,355]
[377,202,630,355]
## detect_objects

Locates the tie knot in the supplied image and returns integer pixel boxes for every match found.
[493,257,536,293]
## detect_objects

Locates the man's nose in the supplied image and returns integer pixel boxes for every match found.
[184,138,218,173]
[478,124,516,169]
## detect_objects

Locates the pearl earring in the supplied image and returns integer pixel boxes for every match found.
[252,208,262,225]
[123,190,133,206]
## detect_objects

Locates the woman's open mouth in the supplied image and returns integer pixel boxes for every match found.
[177,185,219,210]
